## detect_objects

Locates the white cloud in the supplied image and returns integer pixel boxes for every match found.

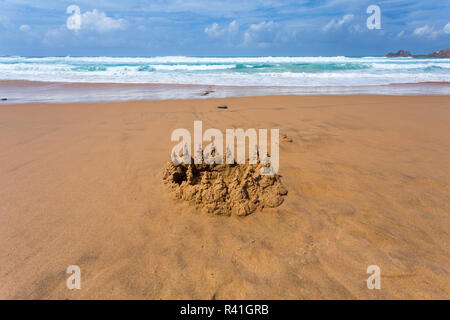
[243,21,279,46]
[82,9,126,32]
[413,22,450,38]
[444,22,450,34]
[413,24,438,39]
[228,20,239,34]
[43,26,67,45]
[397,30,405,38]
[413,24,431,36]
[204,20,239,38]
[322,14,354,32]
[204,22,221,37]
[67,9,126,33]
[205,19,289,47]
[19,24,31,32]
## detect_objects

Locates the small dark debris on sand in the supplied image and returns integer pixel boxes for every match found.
[217,105,228,109]
[201,87,215,96]
[281,133,293,142]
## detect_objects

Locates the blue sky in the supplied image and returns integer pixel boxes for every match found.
[0,0,449,56]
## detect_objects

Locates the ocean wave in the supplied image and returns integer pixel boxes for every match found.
[72,65,107,72]
[148,64,234,71]
[232,63,371,72]
[0,56,448,87]
[371,63,450,70]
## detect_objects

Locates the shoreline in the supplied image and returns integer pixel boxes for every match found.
[2,79,449,86]
[1,93,450,107]
[1,80,449,105]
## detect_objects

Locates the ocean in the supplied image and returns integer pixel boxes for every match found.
[0,56,449,103]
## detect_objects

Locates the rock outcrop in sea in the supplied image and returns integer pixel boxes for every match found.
[386,50,412,57]
[386,48,450,58]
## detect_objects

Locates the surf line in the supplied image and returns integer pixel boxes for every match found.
[180,304,215,317]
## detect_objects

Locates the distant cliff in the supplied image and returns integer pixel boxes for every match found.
[386,48,450,58]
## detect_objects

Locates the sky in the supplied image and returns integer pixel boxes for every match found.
[0,0,449,57]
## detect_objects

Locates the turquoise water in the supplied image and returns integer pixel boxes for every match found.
[0,56,449,86]
[0,56,448,103]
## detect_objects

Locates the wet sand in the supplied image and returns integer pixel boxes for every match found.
[1,80,449,104]
[0,95,449,299]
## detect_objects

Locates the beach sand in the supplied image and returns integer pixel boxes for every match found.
[0,95,449,299]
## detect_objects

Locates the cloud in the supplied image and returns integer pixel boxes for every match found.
[413,24,431,36]
[19,24,31,32]
[322,14,354,32]
[43,26,67,45]
[444,22,450,34]
[204,22,221,37]
[68,8,127,33]
[81,9,126,32]
[1,0,450,56]
[205,20,289,47]
[243,21,279,46]
[204,20,239,38]
[413,24,438,39]
[228,20,239,34]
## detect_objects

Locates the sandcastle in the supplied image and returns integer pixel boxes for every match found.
[162,159,288,216]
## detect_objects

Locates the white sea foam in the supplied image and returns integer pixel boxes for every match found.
[0,56,448,89]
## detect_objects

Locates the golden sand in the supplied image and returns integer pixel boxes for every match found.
[0,95,449,299]
[162,160,288,216]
